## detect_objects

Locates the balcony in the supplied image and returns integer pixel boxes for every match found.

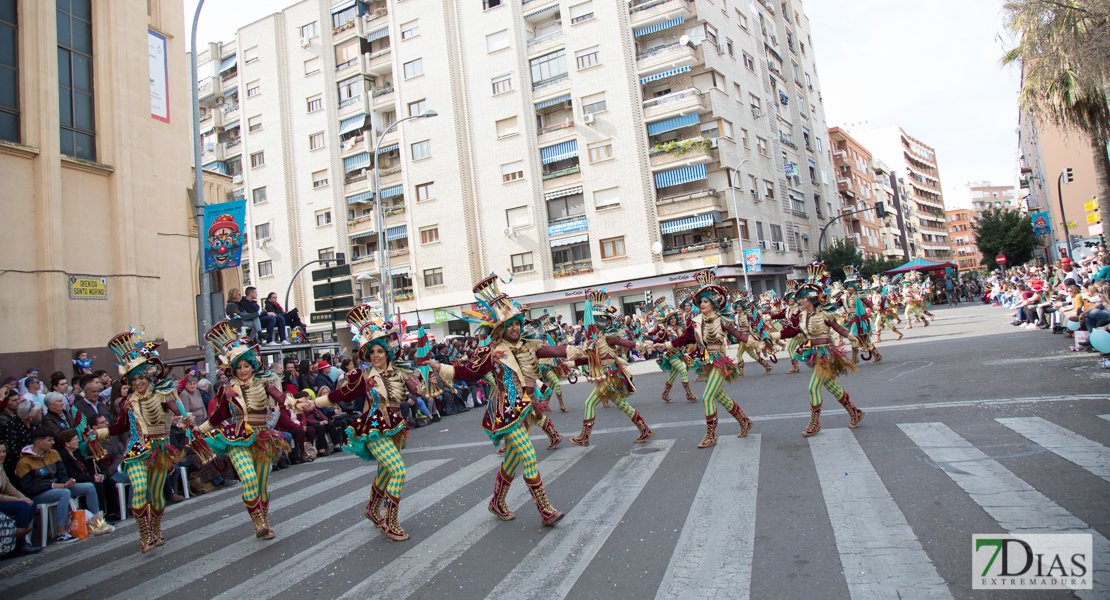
[553,263,594,279]
[526,29,564,55]
[636,42,700,75]
[338,96,365,118]
[642,88,709,121]
[532,73,570,93]
[227,188,246,202]
[392,289,415,302]
[367,47,392,70]
[541,165,581,187]
[388,247,410,259]
[655,187,724,217]
[222,103,240,119]
[779,132,798,150]
[364,5,388,26]
[351,253,376,266]
[372,86,395,108]
[537,119,575,144]
[379,166,403,186]
[648,138,717,170]
[347,214,376,236]
[629,0,695,25]
[340,133,367,157]
[663,238,733,260]
[225,137,243,155]
[382,204,406,218]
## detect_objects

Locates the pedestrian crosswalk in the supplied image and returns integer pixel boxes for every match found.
[3,411,1108,600]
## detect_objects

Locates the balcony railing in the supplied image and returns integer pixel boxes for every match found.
[642,87,701,109]
[662,238,732,257]
[656,187,719,204]
[351,255,376,265]
[630,0,677,14]
[389,248,410,258]
[552,263,594,279]
[537,120,573,135]
[392,290,414,301]
[372,86,394,98]
[222,103,239,115]
[779,132,798,150]
[336,57,359,71]
[379,166,401,177]
[339,96,361,109]
[542,165,581,180]
[345,173,368,185]
[221,69,237,82]
[382,204,406,217]
[637,41,682,60]
[532,73,569,91]
[527,30,563,46]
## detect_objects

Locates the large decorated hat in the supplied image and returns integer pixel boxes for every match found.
[784,278,799,299]
[796,261,831,304]
[472,273,524,336]
[205,320,260,373]
[652,296,680,322]
[843,264,865,290]
[346,304,398,360]
[586,289,618,320]
[692,269,728,310]
[108,327,164,383]
[729,288,753,311]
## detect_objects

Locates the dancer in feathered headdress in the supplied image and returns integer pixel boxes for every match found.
[647,297,698,403]
[533,314,573,413]
[839,265,883,364]
[772,262,865,437]
[728,289,776,377]
[767,279,805,374]
[901,271,934,328]
[870,275,903,342]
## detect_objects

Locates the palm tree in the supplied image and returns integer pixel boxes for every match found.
[1003,0,1110,207]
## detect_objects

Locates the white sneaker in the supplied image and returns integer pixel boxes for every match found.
[55,532,79,544]
[266,341,281,346]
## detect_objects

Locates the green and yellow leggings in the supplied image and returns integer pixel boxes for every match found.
[700,366,738,417]
[123,460,171,513]
[499,423,539,479]
[807,370,845,408]
[663,355,690,386]
[542,369,562,397]
[368,436,406,496]
[583,379,637,421]
[229,445,273,505]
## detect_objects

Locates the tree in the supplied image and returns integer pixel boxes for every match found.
[972,206,1036,268]
[815,238,864,281]
[1003,1,1110,207]
[861,258,906,280]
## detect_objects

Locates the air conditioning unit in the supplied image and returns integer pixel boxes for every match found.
[759,240,770,250]
[774,241,787,252]
[300,37,310,48]
[708,138,719,149]
[503,226,515,237]
[751,106,762,118]
[716,43,725,54]
[582,113,595,125]
[751,191,761,201]
[770,35,779,45]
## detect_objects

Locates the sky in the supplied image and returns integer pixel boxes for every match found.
[184,0,1024,210]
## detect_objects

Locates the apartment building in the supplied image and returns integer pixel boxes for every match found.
[946,208,980,271]
[853,125,950,261]
[969,180,1019,218]
[827,127,883,260]
[197,0,844,339]
[870,158,910,261]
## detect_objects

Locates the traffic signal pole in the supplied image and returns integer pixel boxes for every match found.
[1058,168,1073,257]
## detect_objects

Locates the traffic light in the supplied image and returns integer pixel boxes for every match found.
[875,201,887,218]
[1066,167,1074,183]
[644,290,652,307]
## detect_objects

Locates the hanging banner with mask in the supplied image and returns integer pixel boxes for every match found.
[203,200,247,272]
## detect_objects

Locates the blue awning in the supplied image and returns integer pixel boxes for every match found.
[535,93,571,110]
[660,213,716,234]
[330,0,357,14]
[654,163,707,188]
[634,17,683,37]
[344,152,372,173]
[339,113,367,135]
[346,191,374,204]
[540,139,578,165]
[223,119,240,130]
[222,85,238,97]
[202,161,228,175]
[218,55,237,73]
[640,65,690,85]
[647,113,700,136]
[367,27,389,42]
[386,225,408,241]
[376,143,398,155]
[380,184,403,198]
[349,230,377,240]
[523,4,559,19]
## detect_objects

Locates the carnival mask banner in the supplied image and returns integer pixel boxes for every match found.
[1030,211,1051,236]
[203,200,247,272]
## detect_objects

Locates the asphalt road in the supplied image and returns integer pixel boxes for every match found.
[2,303,1107,600]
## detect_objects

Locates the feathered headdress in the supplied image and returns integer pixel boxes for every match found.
[843,264,865,290]
[205,321,260,374]
[796,261,831,304]
[692,269,728,311]
[108,326,165,383]
[583,288,619,336]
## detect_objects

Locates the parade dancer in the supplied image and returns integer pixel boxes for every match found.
[199,322,292,540]
[840,266,883,364]
[647,298,698,403]
[535,315,570,413]
[902,272,933,327]
[870,276,904,342]
[728,290,775,376]
[768,280,805,374]
[428,275,565,526]
[307,306,422,541]
[566,290,656,447]
[774,263,865,437]
[96,328,212,552]
[655,270,760,448]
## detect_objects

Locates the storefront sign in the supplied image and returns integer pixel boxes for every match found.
[548,218,588,237]
[518,270,702,305]
[148,30,170,123]
[433,309,450,323]
[703,256,719,265]
[69,275,107,300]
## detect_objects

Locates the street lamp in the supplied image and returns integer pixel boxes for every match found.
[374,109,438,323]
[727,158,752,291]
[190,0,216,371]
[356,273,382,311]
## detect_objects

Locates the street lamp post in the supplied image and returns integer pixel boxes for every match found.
[727,159,752,291]
[372,110,438,323]
[190,0,216,371]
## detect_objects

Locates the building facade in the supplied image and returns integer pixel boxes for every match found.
[871,158,910,261]
[946,208,980,271]
[969,180,1018,218]
[827,126,884,260]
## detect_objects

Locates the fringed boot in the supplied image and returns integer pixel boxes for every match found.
[379,493,410,541]
[683,380,698,402]
[540,416,563,449]
[758,358,773,375]
[524,474,565,527]
[851,348,860,364]
[488,470,516,521]
[870,348,883,364]
[569,418,594,447]
[133,504,154,553]
[557,393,567,412]
[150,507,165,546]
[725,403,754,437]
[787,358,800,374]
[838,392,865,428]
[697,415,719,448]
[661,381,674,403]
[365,485,385,525]
[802,404,822,437]
[631,411,654,443]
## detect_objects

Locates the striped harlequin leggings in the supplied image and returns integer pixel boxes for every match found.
[700,366,738,418]
[808,369,845,408]
[663,355,690,386]
[368,436,406,497]
[123,460,170,513]
[583,379,637,422]
[500,423,538,480]
[542,369,562,397]
[229,446,273,504]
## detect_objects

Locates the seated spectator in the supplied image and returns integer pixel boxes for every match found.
[16,428,110,543]
[225,287,260,342]
[48,374,75,412]
[275,401,308,465]
[398,393,434,428]
[39,392,74,437]
[0,440,41,555]
[315,361,336,393]
[178,376,208,423]
[4,401,40,482]
[239,286,286,346]
[75,375,111,424]
[55,428,121,522]
[264,292,306,339]
[281,359,300,395]
[20,376,44,406]
[0,389,21,430]
[301,400,341,456]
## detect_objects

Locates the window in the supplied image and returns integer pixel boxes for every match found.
[588,140,613,163]
[726,39,734,56]
[511,252,534,273]
[241,262,252,286]
[244,46,259,64]
[58,0,95,160]
[740,128,749,148]
[575,47,600,69]
[338,77,362,104]
[420,226,439,244]
[749,93,761,112]
[755,221,764,241]
[252,186,267,205]
[582,92,606,115]
[309,132,325,150]
[401,20,419,40]
[502,161,524,183]
[247,82,262,97]
[600,237,625,259]
[749,174,758,197]
[255,222,271,240]
[737,218,750,240]
[492,73,512,94]
[403,58,423,79]
[424,268,444,287]
[250,151,265,168]
[411,140,430,160]
[1,0,18,143]
[318,247,335,261]
[335,38,361,69]
[764,180,775,200]
[506,206,530,227]
[332,4,357,29]
[756,137,768,156]
[570,1,594,23]
[258,260,273,278]
[316,209,332,226]
[701,122,719,139]
[407,98,427,117]
[484,0,502,9]
[770,224,784,243]
[312,170,329,189]
[736,9,748,30]
[552,242,591,270]
[247,116,261,132]
[594,187,619,209]
[300,22,317,40]
[496,116,518,138]
[546,193,585,221]
[304,58,320,76]
[790,192,805,212]
[415,182,435,201]
[307,95,322,112]
[742,52,755,71]
[487,30,509,53]
[530,50,567,84]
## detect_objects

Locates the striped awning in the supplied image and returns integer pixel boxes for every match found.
[540,139,578,165]
[199,123,217,135]
[388,265,411,276]
[346,191,374,204]
[634,17,683,37]
[344,152,372,173]
[523,4,559,19]
[535,93,571,110]
[367,27,389,42]
[222,85,238,97]
[660,213,716,235]
[647,113,700,136]
[380,184,403,198]
[545,185,582,200]
[549,233,588,248]
[386,225,408,241]
[640,65,690,85]
[223,119,240,130]
[339,113,367,135]
[218,55,237,73]
[330,0,357,14]
[376,143,398,155]
[654,163,707,188]
[349,230,377,240]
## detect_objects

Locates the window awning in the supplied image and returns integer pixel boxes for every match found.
[344,152,372,173]
[544,185,582,200]
[346,191,374,204]
[647,112,700,136]
[339,113,367,135]
[330,0,358,14]
[367,27,389,42]
[660,213,716,235]
[349,230,377,240]
[380,184,403,198]
[654,163,707,188]
[388,265,411,276]
[540,139,578,165]
[218,55,237,73]
[200,123,218,135]
[222,85,238,97]
[634,17,683,37]
[223,119,240,130]
[535,93,571,110]
[386,225,408,241]
[549,233,588,248]
[523,4,559,19]
[203,161,228,175]
[640,65,690,85]
[376,143,398,155]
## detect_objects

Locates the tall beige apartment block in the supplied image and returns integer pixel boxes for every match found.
[198,0,845,339]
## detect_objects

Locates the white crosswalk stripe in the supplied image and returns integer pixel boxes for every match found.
[810,428,952,600]
[996,416,1110,483]
[655,436,761,600]
[899,422,1110,600]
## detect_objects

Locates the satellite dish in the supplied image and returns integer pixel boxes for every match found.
[651,241,663,254]
[679,35,691,47]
